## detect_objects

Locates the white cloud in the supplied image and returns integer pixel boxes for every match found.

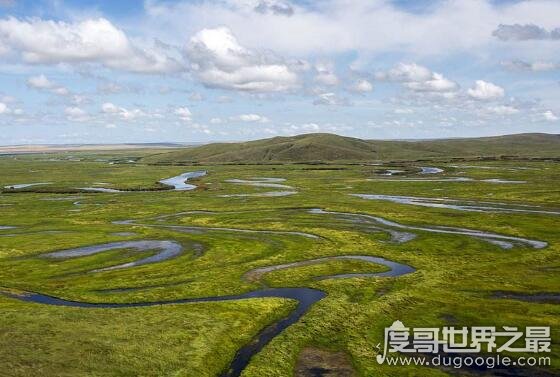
[0,102,8,114]
[543,110,559,121]
[0,17,183,73]
[120,108,145,120]
[145,0,560,57]
[27,74,69,96]
[27,74,54,89]
[487,105,519,115]
[404,73,458,93]
[210,117,223,124]
[174,107,192,121]
[313,92,350,106]
[350,79,373,93]
[299,123,320,131]
[378,63,432,82]
[101,102,145,120]
[394,108,414,114]
[71,95,90,106]
[101,102,120,114]
[378,63,458,94]
[64,106,89,122]
[314,62,339,86]
[467,80,504,100]
[230,113,269,122]
[186,27,299,92]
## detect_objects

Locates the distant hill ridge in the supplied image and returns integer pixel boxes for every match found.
[142,133,560,164]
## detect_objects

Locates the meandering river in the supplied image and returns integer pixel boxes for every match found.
[2,246,414,377]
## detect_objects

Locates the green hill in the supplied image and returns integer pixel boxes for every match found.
[142,133,560,164]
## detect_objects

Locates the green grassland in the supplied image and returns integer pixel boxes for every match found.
[0,152,559,376]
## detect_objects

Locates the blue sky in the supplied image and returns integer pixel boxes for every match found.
[0,0,558,145]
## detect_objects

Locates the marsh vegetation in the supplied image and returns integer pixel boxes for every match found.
[0,151,558,376]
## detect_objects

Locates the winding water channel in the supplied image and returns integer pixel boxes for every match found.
[308,209,547,249]
[2,248,415,377]
[42,240,190,272]
[1,201,550,375]
[350,194,560,215]
[4,182,51,189]
[225,177,293,189]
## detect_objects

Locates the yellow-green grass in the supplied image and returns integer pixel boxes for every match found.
[0,155,559,376]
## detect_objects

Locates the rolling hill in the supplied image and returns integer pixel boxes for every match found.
[142,133,560,164]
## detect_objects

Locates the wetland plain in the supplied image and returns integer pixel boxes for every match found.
[0,150,559,376]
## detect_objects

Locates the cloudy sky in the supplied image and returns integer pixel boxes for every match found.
[0,0,559,145]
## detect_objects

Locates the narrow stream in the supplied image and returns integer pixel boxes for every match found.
[218,191,297,197]
[419,167,444,174]
[225,177,293,189]
[3,205,549,375]
[309,209,547,249]
[4,182,51,189]
[350,194,560,215]
[367,177,526,183]
[1,252,414,377]
[42,240,191,272]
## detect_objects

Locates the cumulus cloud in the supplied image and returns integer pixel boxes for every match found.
[64,106,89,122]
[174,107,192,121]
[27,74,70,96]
[186,27,299,92]
[377,63,432,82]
[101,102,145,120]
[467,80,504,100]
[27,74,54,89]
[492,24,560,41]
[404,73,457,93]
[313,92,350,106]
[0,102,8,114]
[350,79,373,93]
[314,62,339,86]
[0,17,183,73]
[230,113,269,122]
[101,102,120,114]
[543,110,559,121]
[378,63,458,94]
